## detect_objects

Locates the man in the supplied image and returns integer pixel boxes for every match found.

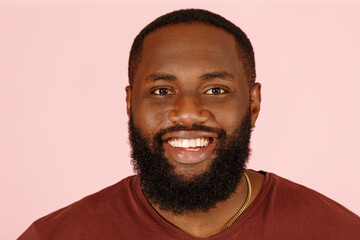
[18,9,360,240]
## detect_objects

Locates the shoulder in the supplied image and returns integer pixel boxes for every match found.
[261,172,360,238]
[267,172,358,217]
[18,175,138,240]
[41,175,137,220]
[268,173,354,212]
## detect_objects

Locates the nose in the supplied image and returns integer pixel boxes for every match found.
[168,94,210,126]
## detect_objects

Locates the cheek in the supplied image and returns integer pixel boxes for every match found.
[209,101,247,133]
[131,101,170,135]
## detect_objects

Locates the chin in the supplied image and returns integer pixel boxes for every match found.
[170,159,215,180]
[173,165,211,180]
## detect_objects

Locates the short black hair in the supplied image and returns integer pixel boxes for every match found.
[128,8,256,87]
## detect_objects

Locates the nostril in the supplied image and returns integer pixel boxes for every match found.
[168,95,211,125]
[199,109,211,119]
[168,108,210,126]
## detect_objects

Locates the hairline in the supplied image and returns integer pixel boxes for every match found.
[128,10,256,89]
[135,22,249,84]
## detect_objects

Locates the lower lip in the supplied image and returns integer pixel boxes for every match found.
[163,140,217,165]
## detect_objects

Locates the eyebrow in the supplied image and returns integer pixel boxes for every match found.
[200,71,235,81]
[145,71,234,82]
[145,73,177,82]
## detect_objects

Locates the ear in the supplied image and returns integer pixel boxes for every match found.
[250,83,261,128]
[125,85,132,117]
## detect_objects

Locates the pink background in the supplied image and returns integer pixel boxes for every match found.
[1,1,359,239]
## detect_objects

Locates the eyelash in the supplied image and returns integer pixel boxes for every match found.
[151,87,228,96]
[152,88,174,95]
[204,88,227,95]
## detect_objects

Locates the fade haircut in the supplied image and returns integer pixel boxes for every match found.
[128,8,256,87]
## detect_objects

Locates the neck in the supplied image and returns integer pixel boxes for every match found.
[150,170,264,238]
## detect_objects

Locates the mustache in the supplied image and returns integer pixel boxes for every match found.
[153,124,226,142]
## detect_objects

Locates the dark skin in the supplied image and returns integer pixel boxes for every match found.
[126,23,264,238]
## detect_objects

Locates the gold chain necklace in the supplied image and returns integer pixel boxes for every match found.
[213,172,252,235]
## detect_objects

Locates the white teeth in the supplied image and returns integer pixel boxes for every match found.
[168,138,211,148]
[186,148,200,151]
[189,139,196,147]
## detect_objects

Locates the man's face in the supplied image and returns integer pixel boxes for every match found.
[126,23,261,213]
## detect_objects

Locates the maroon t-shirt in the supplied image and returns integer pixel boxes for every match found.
[18,172,360,239]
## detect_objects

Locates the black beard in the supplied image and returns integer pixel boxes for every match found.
[128,110,252,215]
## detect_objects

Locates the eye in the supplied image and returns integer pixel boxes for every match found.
[205,88,227,95]
[152,88,174,95]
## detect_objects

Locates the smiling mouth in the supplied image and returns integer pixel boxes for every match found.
[167,137,214,151]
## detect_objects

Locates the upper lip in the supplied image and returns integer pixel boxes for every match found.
[161,131,218,142]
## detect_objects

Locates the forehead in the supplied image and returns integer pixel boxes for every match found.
[134,23,245,82]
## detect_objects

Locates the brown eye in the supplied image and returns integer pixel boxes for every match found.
[152,88,173,95]
[205,88,226,95]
